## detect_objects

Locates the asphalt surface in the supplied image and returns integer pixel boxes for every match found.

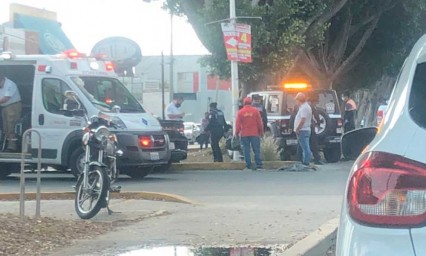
[0,162,352,201]
[1,161,352,255]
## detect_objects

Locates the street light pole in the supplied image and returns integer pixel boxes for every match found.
[169,11,174,102]
[230,0,240,161]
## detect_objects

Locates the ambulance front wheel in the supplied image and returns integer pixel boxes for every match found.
[70,147,85,178]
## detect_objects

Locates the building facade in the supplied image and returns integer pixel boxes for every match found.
[131,55,233,123]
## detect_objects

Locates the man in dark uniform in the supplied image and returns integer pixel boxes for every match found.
[308,93,323,164]
[251,94,268,132]
[342,91,357,133]
[205,102,228,162]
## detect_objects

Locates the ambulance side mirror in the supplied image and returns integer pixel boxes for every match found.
[62,90,84,116]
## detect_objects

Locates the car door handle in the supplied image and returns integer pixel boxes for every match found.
[38,114,45,126]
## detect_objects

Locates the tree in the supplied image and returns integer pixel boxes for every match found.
[165,0,426,93]
[165,0,332,95]
[296,0,426,89]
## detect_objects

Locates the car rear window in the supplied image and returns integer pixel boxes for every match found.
[285,91,340,115]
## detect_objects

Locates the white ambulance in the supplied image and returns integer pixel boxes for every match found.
[0,51,171,179]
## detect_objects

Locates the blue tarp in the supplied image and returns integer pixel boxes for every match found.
[13,14,74,54]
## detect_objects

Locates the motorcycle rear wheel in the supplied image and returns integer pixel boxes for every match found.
[74,166,108,219]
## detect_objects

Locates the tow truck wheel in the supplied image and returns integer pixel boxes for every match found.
[70,147,85,178]
[125,167,153,180]
[323,145,341,163]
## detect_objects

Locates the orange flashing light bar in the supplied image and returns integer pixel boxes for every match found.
[283,82,310,90]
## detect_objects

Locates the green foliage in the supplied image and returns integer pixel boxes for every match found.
[260,135,281,161]
[338,0,426,90]
[165,0,330,88]
[166,0,426,92]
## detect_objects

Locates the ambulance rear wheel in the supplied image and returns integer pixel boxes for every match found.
[0,170,12,179]
[0,164,17,179]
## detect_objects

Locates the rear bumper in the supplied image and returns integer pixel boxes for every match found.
[337,212,414,256]
[115,131,171,168]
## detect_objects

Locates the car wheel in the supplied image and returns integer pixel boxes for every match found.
[70,147,85,178]
[280,149,291,161]
[323,146,341,163]
[0,170,12,180]
[125,167,153,180]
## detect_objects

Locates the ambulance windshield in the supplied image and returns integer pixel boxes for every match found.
[71,76,145,113]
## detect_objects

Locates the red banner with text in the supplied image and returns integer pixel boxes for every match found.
[221,23,252,63]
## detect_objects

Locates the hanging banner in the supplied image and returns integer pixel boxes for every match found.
[221,23,252,63]
[235,23,252,63]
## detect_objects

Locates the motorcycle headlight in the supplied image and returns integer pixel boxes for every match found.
[95,126,110,141]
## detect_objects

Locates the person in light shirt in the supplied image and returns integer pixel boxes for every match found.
[294,93,312,166]
[166,95,185,120]
[0,73,22,152]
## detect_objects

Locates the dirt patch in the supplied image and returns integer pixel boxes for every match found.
[0,211,170,256]
[185,148,231,163]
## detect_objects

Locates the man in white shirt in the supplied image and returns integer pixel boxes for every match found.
[166,96,185,120]
[294,93,312,166]
[0,73,22,152]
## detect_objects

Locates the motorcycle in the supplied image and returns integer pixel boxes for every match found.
[64,91,123,219]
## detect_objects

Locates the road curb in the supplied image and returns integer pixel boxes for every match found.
[171,161,296,171]
[0,191,194,204]
[282,218,338,256]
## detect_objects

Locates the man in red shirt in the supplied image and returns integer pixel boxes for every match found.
[235,97,264,170]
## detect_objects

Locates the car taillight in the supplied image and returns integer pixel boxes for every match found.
[337,118,343,127]
[348,152,426,227]
[138,136,152,148]
[279,120,291,135]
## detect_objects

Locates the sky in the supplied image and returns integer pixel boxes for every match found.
[0,0,210,56]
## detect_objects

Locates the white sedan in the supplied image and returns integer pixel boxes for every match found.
[336,35,426,255]
[183,122,200,144]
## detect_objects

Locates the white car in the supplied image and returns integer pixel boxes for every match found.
[336,35,426,255]
[183,122,200,144]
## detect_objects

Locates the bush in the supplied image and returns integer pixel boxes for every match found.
[260,135,282,161]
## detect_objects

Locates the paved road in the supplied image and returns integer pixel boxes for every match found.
[1,161,352,255]
[1,162,352,198]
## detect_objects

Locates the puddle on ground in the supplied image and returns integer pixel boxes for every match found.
[117,246,278,256]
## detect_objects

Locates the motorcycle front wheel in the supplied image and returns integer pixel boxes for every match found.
[74,166,108,219]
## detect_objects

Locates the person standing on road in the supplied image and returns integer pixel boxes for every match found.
[199,112,210,150]
[0,73,22,152]
[308,93,323,165]
[235,97,264,170]
[166,95,185,120]
[205,102,227,162]
[342,91,357,133]
[294,93,312,166]
[251,94,268,132]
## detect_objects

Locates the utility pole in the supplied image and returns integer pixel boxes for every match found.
[169,12,174,102]
[161,52,165,120]
[230,0,240,161]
